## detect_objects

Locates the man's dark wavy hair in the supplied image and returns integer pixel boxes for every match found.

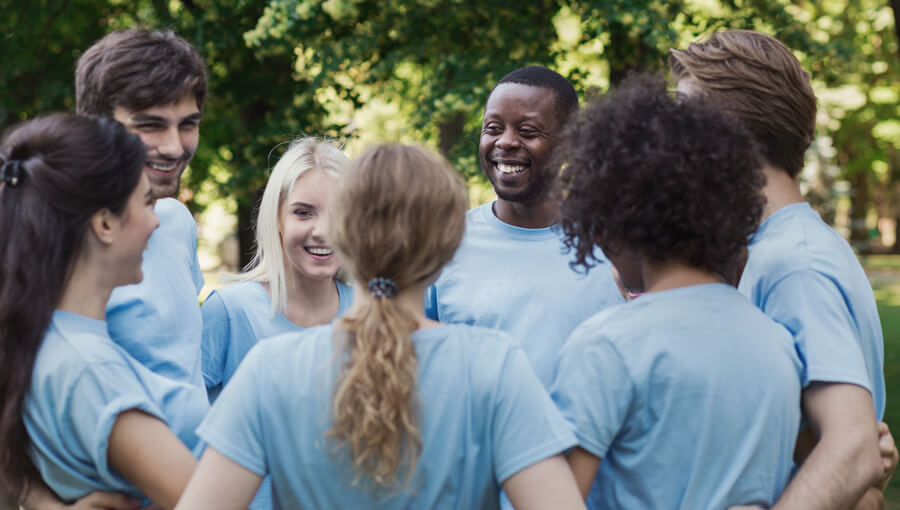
[557,72,766,278]
[76,28,208,116]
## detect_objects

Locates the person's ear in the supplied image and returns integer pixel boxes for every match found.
[89,208,118,245]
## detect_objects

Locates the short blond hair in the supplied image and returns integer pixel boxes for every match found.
[669,30,816,177]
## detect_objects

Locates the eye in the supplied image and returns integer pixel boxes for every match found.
[136,123,164,131]
[293,209,313,218]
[180,121,199,131]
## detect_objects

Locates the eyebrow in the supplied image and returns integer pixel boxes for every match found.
[290,201,317,209]
[129,113,203,124]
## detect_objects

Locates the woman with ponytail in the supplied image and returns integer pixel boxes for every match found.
[200,137,353,510]
[177,144,585,509]
[0,114,209,510]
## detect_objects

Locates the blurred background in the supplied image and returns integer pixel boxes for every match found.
[3,0,900,504]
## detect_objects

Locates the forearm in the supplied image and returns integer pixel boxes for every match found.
[22,480,66,510]
[774,384,882,510]
[852,487,884,510]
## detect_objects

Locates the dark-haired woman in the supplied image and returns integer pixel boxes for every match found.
[0,114,208,510]
[551,74,803,509]
[176,144,585,510]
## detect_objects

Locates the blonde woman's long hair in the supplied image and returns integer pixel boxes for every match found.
[325,144,468,487]
[240,137,349,316]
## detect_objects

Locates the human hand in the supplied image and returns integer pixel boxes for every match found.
[875,421,897,492]
[66,492,140,510]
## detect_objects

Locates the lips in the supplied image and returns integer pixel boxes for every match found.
[145,159,185,176]
[304,246,334,259]
[492,159,530,176]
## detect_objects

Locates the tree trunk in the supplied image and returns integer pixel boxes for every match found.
[849,170,871,253]
[237,189,263,271]
[437,111,466,160]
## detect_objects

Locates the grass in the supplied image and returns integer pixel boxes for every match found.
[864,255,900,508]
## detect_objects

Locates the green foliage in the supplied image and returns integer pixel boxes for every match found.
[1,0,898,255]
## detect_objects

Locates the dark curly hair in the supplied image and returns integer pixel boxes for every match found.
[557,72,765,279]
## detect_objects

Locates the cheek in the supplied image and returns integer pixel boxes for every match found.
[181,131,199,152]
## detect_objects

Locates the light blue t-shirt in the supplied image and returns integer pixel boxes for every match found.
[200,279,352,510]
[25,311,209,504]
[201,279,353,391]
[198,323,576,510]
[738,202,885,418]
[107,198,205,387]
[426,203,624,387]
[551,284,802,509]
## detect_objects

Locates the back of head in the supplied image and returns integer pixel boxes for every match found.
[669,30,816,177]
[0,114,144,504]
[494,65,579,123]
[76,29,208,117]
[326,144,467,488]
[243,137,350,314]
[557,73,766,278]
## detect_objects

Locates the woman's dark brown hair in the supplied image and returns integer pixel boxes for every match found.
[0,114,145,505]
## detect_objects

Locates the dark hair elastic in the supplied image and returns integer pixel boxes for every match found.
[0,160,24,187]
[368,277,399,298]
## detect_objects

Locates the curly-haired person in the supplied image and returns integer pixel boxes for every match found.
[549,73,803,509]
[673,30,894,510]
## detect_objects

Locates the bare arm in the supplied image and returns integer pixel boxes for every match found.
[22,481,140,510]
[565,447,601,501]
[502,454,586,510]
[773,383,882,510]
[174,447,261,510]
[107,410,197,510]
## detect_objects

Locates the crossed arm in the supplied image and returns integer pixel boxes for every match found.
[23,410,196,510]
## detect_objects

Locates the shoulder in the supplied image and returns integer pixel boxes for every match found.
[210,281,266,308]
[154,198,198,239]
[751,204,852,276]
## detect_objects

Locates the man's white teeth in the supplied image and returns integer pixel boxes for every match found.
[307,247,333,256]
[148,161,177,172]
[497,163,527,174]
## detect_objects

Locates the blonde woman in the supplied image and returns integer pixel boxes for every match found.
[200,138,352,510]
[177,144,585,510]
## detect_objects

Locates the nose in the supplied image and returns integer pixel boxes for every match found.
[494,129,519,150]
[310,217,326,242]
[156,126,183,159]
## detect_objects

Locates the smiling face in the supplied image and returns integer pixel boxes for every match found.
[479,83,560,204]
[113,94,201,200]
[280,169,341,283]
[115,173,160,285]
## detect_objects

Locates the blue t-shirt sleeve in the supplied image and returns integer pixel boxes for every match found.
[424,284,439,321]
[201,291,230,390]
[488,342,577,483]
[763,271,872,393]
[550,332,633,459]
[196,345,267,476]
[67,363,167,486]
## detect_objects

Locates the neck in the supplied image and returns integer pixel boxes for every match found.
[280,272,340,327]
[761,164,804,221]
[492,197,558,229]
[642,258,724,294]
[56,256,114,320]
[351,282,438,330]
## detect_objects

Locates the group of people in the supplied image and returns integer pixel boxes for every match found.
[0,24,894,510]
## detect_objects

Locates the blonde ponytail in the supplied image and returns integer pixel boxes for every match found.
[325,144,468,488]
[330,298,421,486]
